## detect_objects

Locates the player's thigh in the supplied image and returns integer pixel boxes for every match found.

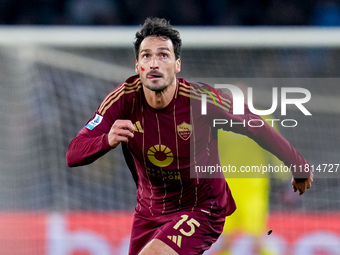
[129,214,160,255]
[139,239,178,255]
[154,211,225,255]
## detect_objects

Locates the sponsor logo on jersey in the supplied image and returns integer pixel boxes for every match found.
[85,114,103,130]
[177,122,192,140]
[147,145,174,167]
[146,167,180,180]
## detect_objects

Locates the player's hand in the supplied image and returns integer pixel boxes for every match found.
[291,175,313,195]
[108,120,135,148]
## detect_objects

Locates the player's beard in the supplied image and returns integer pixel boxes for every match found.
[144,82,169,93]
[143,76,174,94]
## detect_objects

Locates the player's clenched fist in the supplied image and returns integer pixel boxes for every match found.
[292,174,313,195]
[108,120,135,148]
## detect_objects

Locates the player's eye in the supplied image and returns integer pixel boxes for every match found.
[142,54,149,59]
[161,53,168,58]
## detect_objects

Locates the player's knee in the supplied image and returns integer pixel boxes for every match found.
[139,239,178,255]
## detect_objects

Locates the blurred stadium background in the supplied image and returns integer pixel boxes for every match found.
[0,1,340,254]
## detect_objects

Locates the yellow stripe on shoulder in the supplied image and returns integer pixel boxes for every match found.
[179,82,232,106]
[98,80,142,115]
[179,81,191,89]
[179,83,231,109]
[98,78,141,114]
[178,91,230,113]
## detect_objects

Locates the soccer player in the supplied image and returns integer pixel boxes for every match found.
[66,17,313,255]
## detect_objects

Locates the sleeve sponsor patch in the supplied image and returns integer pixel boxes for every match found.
[85,114,103,130]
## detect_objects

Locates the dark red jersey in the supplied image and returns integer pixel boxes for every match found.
[66,75,310,218]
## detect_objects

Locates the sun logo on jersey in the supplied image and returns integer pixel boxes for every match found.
[147,145,174,167]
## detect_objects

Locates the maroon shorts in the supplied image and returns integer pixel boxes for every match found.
[129,210,225,255]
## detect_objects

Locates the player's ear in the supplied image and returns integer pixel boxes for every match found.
[175,59,181,73]
[135,60,139,74]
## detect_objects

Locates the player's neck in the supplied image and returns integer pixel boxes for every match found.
[144,80,177,109]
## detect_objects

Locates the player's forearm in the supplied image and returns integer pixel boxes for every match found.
[251,123,311,179]
[66,133,111,167]
[225,103,311,180]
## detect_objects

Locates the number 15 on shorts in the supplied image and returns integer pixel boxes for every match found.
[173,214,201,237]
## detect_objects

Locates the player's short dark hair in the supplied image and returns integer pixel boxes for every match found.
[134,17,182,60]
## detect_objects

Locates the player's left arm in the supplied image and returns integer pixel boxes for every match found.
[216,89,312,185]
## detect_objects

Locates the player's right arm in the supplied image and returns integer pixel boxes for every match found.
[66,79,138,167]
[66,118,134,167]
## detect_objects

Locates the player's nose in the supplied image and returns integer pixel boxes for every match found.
[150,56,159,69]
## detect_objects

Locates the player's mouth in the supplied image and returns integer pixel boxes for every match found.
[147,71,163,80]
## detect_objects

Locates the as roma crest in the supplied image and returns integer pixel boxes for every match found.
[177,122,192,140]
